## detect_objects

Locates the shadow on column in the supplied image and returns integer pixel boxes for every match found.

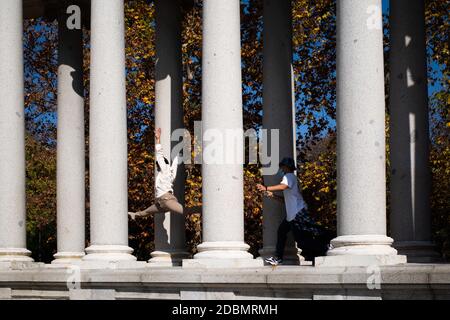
[389,0,441,262]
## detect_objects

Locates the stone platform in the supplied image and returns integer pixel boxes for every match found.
[0,262,449,300]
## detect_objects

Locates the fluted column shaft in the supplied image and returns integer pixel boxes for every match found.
[84,0,135,261]
[389,0,439,262]
[260,0,301,264]
[53,4,86,264]
[185,0,261,268]
[0,0,33,262]
[316,0,406,266]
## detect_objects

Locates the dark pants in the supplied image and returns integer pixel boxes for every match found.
[275,217,332,261]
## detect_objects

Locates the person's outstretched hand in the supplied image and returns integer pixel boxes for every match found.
[155,128,161,142]
[256,184,266,192]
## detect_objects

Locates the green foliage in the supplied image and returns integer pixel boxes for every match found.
[25,135,57,262]
[430,90,450,259]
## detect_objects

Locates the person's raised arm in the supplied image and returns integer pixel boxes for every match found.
[170,153,180,180]
[155,127,161,145]
[155,128,169,172]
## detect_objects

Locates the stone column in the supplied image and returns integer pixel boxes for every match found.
[0,0,33,262]
[149,0,189,266]
[315,0,406,267]
[83,0,135,261]
[259,0,302,264]
[52,5,86,264]
[389,0,440,262]
[184,0,262,268]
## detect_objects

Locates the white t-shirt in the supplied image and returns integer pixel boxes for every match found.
[280,172,307,222]
[155,144,179,198]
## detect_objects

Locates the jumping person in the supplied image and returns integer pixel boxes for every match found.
[256,157,331,266]
[128,128,186,220]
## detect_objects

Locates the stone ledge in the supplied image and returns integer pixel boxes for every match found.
[0,263,449,285]
[0,261,45,270]
[0,263,449,300]
[314,254,407,267]
[182,258,264,269]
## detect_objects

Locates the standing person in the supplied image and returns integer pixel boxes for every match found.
[128,128,184,219]
[257,157,331,265]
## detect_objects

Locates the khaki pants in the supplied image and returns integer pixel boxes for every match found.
[138,192,184,217]
[134,193,202,218]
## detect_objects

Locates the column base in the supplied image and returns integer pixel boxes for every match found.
[82,245,136,262]
[52,252,85,264]
[148,250,190,267]
[183,241,263,268]
[258,246,305,265]
[314,235,407,266]
[0,248,34,262]
[394,241,442,263]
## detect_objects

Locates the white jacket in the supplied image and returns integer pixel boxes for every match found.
[155,144,179,198]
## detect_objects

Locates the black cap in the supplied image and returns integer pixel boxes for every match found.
[279,157,296,170]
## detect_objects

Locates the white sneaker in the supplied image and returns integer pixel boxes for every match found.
[264,256,283,266]
[128,212,137,221]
